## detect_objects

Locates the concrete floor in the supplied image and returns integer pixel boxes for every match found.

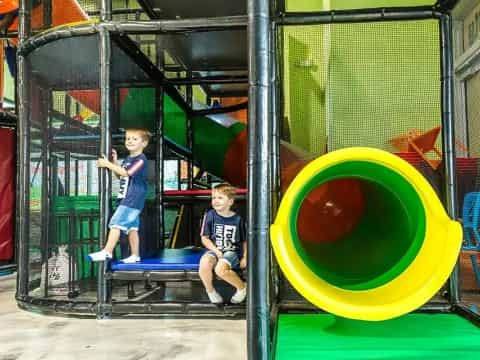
[0,274,246,360]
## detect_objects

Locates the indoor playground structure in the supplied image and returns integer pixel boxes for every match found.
[5,0,480,359]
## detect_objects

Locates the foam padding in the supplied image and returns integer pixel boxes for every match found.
[111,248,206,271]
[275,313,480,360]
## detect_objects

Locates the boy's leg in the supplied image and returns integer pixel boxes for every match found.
[104,227,121,254]
[120,230,141,263]
[127,230,140,257]
[199,253,217,293]
[215,252,246,304]
[88,228,120,261]
[214,261,245,290]
[199,253,223,303]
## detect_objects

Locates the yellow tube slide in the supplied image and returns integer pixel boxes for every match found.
[271,147,462,321]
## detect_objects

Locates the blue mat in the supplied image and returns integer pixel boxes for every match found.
[111,248,206,271]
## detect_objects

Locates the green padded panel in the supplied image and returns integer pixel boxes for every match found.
[276,314,480,360]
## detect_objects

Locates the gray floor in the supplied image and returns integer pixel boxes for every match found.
[0,274,246,360]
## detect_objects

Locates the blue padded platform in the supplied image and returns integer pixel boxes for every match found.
[111,248,207,271]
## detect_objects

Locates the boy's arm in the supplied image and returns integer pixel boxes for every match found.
[240,241,247,269]
[111,149,121,179]
[239,217,247,268]
[97,156,128,177]
[201,235,222,258]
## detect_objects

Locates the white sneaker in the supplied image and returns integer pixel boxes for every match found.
[88,250,112,262]
[121,255,141,263]
[231,286,247,304]
[207,290,223,304]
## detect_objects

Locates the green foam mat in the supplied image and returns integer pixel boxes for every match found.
[275,313,480,359]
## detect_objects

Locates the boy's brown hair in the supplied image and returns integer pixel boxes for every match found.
[126,128,151,144]
[213,182,237,199]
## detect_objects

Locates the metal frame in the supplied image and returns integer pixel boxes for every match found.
[16,0,32,302]
[97,8,113,318]
[247,0,271,358]
[14,0,479,359]
[439,13,460,305]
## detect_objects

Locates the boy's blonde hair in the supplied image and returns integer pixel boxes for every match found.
[213,182,237,199]
[126,128,151,143]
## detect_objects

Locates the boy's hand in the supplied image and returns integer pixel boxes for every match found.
[97,155,110,168]
[215,249,223,259]
[240,257,246,269]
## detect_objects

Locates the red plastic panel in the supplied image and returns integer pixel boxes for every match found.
[0,127,15,261]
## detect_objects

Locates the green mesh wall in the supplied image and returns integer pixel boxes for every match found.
[77,0,142,18]
[285,0,436,12]
[283,20,441,154]
[284,26,328,154]
[466,71,480,157]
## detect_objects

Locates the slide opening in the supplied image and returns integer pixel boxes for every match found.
[291,161,426,290]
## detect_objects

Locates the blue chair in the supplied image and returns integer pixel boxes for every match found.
[461,192,480,288]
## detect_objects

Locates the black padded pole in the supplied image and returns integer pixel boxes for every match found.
[101,0,112,22]
[156,36,165,247]
[16,0,32,301]
[247,0,271,358]
[40,88,51,298]
[278,7,441,25]
[97,24,113,319]
[155,86,165,249]
[439,14,460,305]
[43,0,52,28]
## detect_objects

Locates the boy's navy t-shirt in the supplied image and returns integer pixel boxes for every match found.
[117,154,148,210]
[201,209,246,257]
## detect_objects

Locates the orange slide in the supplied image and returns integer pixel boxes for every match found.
[0,0,88,108]
[4,0,87,46]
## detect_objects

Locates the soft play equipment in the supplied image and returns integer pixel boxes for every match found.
[1,0,87,47]
[0,0,89,105]
[111,248,206,271]
[271,147,462,321]
[0,127,15,261]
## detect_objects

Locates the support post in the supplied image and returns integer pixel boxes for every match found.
[155,86,165,249]
[247,0,271,358]
[97,23,113,319]
[440,14,459,305]
[43,0,52,28]
[16,0,32,301]
[40,88,51,298]
[100,0,112,22]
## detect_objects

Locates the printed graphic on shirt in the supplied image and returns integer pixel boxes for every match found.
[117,176,129,199]
[214,224,237,250]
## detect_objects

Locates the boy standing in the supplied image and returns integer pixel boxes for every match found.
[199,183,247,304]
[88,128,150,263]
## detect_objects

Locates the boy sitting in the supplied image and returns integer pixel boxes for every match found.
[199,183,247,304]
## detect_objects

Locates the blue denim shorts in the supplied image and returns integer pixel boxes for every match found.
[109,205,141,235]
[205,250,240,270]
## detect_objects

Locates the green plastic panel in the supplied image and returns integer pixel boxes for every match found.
[276,314,480,360]
[120,88,245,177]
[120,88,188,148]
[192,117,245,177]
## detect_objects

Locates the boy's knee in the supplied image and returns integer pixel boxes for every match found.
[199,256,215,270]
[214,263,229,278]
